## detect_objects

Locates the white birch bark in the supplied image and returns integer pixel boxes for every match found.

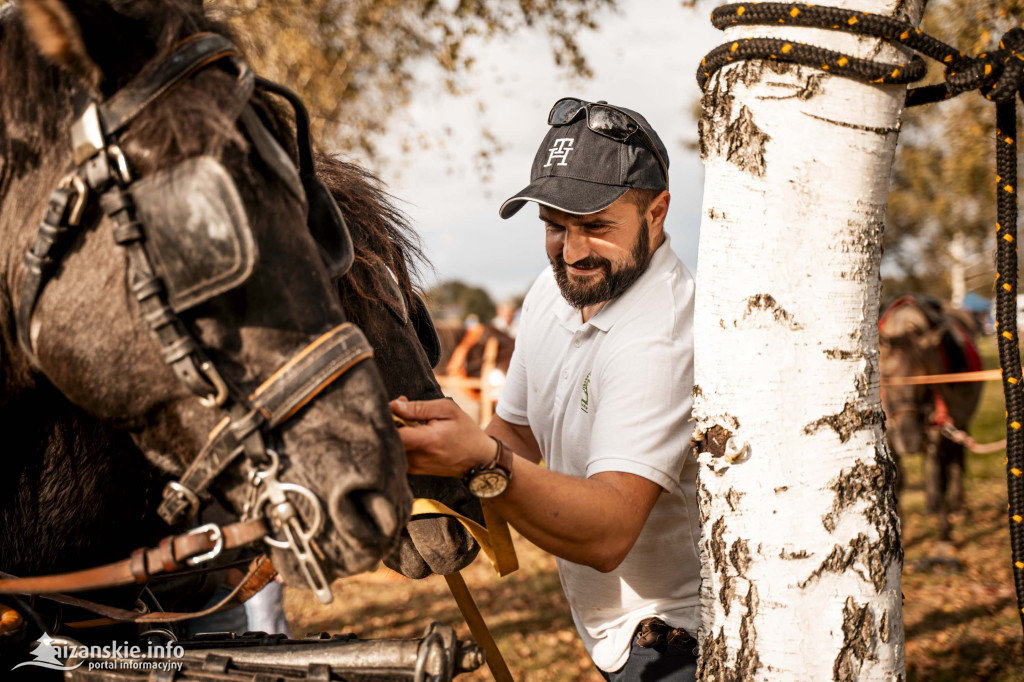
[949,231,966,308]
[693,0,924,679]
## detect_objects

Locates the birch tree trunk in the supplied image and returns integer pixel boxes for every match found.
[949,231,966,309]
[693,0,924,678]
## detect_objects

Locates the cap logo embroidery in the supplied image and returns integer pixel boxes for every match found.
[544,138,575,167]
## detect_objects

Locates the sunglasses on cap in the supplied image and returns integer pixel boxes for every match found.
[547,97,669,191]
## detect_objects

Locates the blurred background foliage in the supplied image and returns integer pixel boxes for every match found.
[425,279,497,323]
[212,0,615,161]
[882,0,1024,304]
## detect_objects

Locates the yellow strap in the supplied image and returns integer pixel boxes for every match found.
[412,498,519,577]
[444,572,515,682]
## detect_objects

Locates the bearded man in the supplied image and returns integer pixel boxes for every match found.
[391,98,699,682]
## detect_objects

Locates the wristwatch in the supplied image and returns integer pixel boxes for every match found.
[463,436,513,498]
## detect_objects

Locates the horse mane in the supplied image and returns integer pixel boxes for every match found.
[315,154,429,329]
[0,2,428,321]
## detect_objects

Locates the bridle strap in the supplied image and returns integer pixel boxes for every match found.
[17,180,86,359]
[158,323,374,524]
[0,519,266,595]
[77,33,243,162]
[28,556,277,626]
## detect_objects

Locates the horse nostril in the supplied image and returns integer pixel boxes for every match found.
[329,485,401,543]
[363,491,399,537]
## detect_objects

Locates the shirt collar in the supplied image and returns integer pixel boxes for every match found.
[551,234,675,332]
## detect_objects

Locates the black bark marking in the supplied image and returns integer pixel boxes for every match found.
[698,588,761,681]
[822,457,900,536]
[804,401,885,443]
[817,446,903,591]
[729,538,751,575]
[737,584,761,679]
[880,609,890,644]
[743,293,802,330]
[759,72,824,101]
[698,72,733,161]
[707,207,727,220]
[725,105,769,176]
[697,628,730,681]
[824,348,861,360]
[692,384,705,401]
[774,485,789,493]
[697,476,713,525]
[720,574,736,617]
[832,597,877,682]
[780,548,810,560]
[710,517,727,572]
[725,487,744,512]
[799,531,893,592]
[803,110,900,136]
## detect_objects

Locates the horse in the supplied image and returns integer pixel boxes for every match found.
[318,155,482,580]
[0,0,478,654]
[879,294,984,540]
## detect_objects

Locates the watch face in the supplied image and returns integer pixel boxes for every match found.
[468,470,509,498]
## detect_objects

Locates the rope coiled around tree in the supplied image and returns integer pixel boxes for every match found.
[698,2,1024,635]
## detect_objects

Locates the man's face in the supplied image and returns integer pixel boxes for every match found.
[541,196,654,310]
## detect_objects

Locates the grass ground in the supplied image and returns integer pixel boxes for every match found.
[901,336,1023,681]
[285,337,1024,681]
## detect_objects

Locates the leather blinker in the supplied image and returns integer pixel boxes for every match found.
[129,156,258,312]
[303,173,355,280]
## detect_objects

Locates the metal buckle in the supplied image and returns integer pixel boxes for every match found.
[197,361,230,408]
[184,523,224,566]
[249,450,333,604]
[57,174,89,227]
[106,144,132,184]
[70,102,105,166]
[166,481,201,519]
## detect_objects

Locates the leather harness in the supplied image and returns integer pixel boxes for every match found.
[8,33,374,609]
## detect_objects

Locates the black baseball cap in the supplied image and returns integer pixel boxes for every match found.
[499,99,670,219]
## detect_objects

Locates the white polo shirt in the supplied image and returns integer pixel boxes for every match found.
[495,235,701,673]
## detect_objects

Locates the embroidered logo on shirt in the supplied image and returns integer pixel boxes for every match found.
[580,371,591,413]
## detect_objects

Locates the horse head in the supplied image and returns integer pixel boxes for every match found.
[879,295,981,456]
[1,0,412,596]
[879,326,935,456]
[317,155,482,578]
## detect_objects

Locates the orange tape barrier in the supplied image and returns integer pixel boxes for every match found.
[881,368,1008,386]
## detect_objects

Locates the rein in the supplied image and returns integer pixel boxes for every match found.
[13,33,372,606]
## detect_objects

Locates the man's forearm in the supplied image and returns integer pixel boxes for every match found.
[486,454,656,572]
[485,417,542,464]
[390,398,658,572]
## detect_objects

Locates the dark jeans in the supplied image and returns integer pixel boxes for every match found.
[598,634,698,682]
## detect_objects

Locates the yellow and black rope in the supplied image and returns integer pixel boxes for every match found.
[698,3,1024,634]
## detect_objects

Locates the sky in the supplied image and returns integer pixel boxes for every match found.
[365,1,723,303]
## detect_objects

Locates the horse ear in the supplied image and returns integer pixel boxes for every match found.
[20,0,101,88]
[20,0,153,93]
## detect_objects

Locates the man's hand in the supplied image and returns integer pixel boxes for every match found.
[390,397,496,478]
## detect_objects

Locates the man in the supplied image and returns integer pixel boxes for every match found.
[391,97,699,681]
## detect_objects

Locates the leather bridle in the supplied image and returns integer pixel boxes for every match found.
[8,33,375,606]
